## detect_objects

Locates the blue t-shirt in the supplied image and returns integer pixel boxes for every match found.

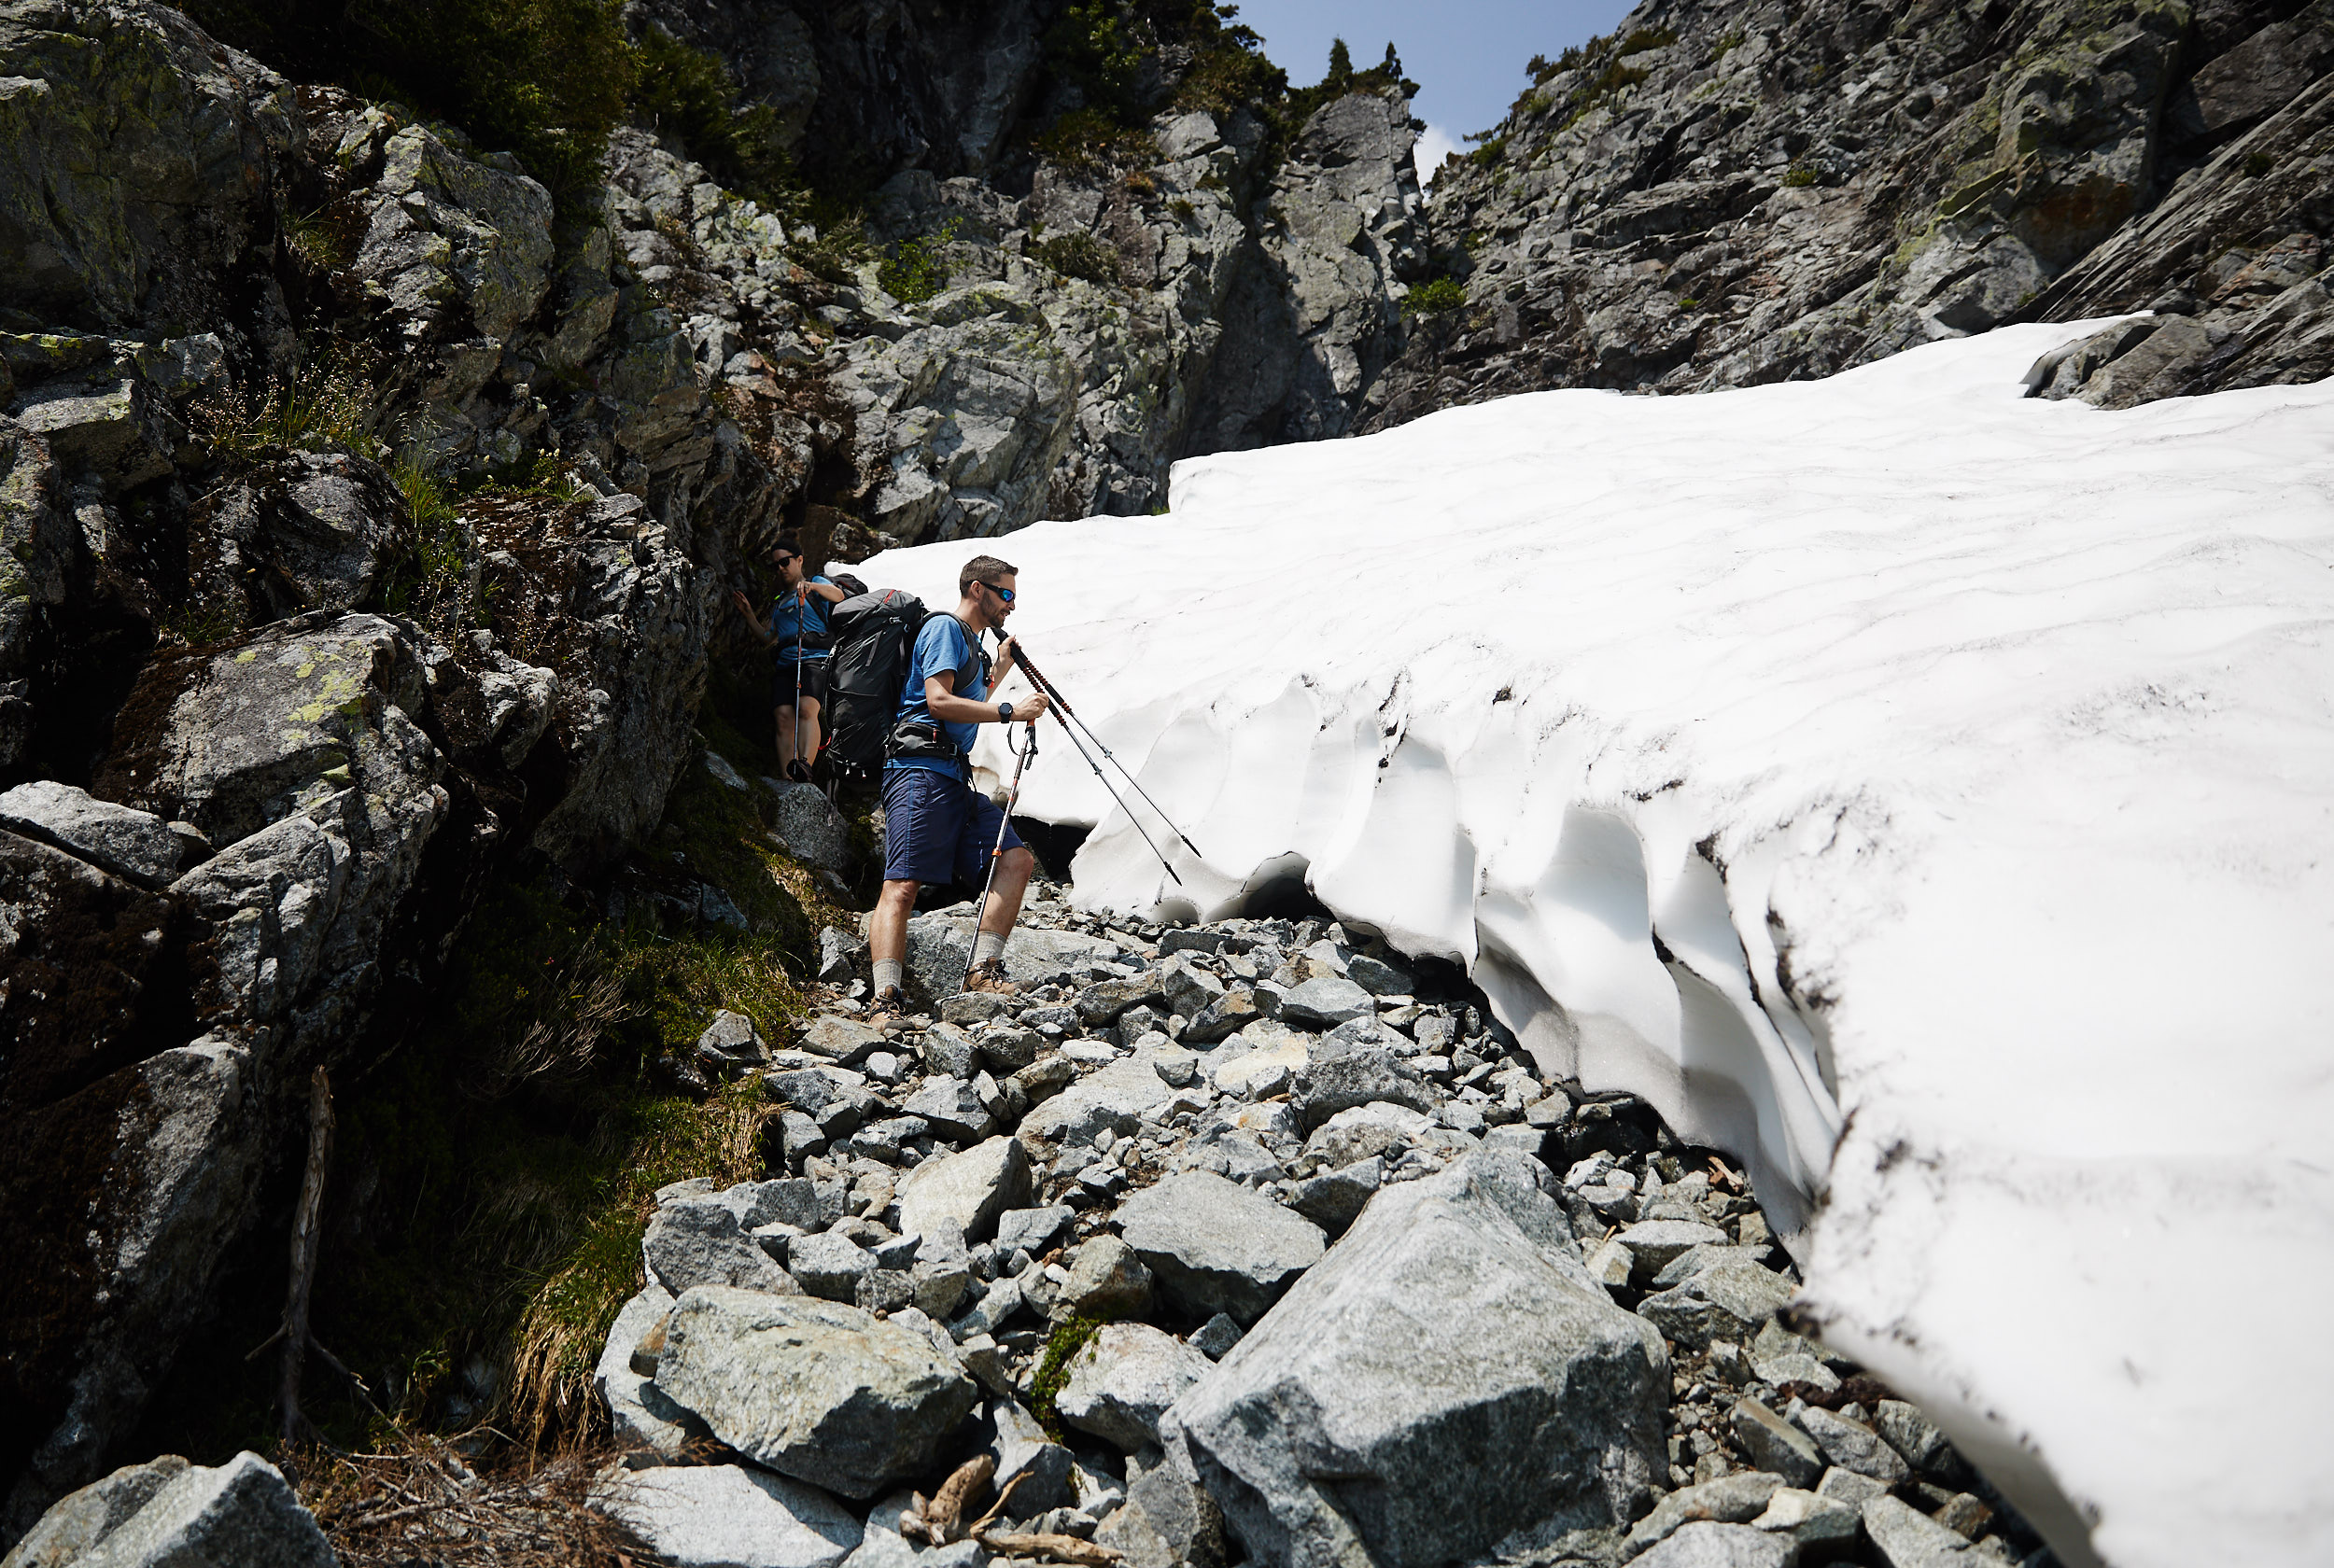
[770,576,835,662]
[887,614,987,777]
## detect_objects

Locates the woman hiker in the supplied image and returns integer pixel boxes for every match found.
[731,535,847,782]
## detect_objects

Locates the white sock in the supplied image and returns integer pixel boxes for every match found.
[972,931,1006,968]
[873,959,904,995]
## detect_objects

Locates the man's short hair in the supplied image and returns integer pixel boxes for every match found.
[961,554,1018,596]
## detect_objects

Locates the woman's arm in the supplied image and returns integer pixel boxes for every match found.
[729,589,773,642]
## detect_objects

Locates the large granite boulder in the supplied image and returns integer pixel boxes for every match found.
[5,1450,332,1568]
[1166,1155,1668,1568]
[1114,1171,1324,1323]
[653,1287,978,1499]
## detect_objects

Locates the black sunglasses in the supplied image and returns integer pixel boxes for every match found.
[979,581,1016,603]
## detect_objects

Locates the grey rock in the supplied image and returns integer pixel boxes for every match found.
[1115,1171,1325,1323]
[1622,1471,1786,1554]
[598,1284,712,1463]
[1637,1261,1797,1349]
[977,1026,1041,1073]
[1728,1399,1822,1488]
[942,992,1012,1027]
[51,1451,333,1568]
[921,1023,981,1079]
[1094,1458,1229,1568]
[591,1463,864,1568]
[1189,1313,1244,1361]
[1288,1156,1383,1236]
[819,927,868,985]
[1056,1323,1211,1451]
[1629,1521,1795,1568]
[902,1077,996,1142]
[1184,987,1264,1045]
[1074,974,1170,1026]
[644,1200,802,1296]
[1875,1400,1960,1479]
[993,1204,1074,1258]
[857,1269,919,1314]
[1053,1237,1154,1322]
[986,1399,1076,1519]
[896,1136,1032,1245]
[1342,952,1412,996]
[1161,959,1225,1021]
[1862,1494,1981,1568]
[1273,976,1374,1029]
[1614,1220,1732,1278]
[207,452,412,620]
[654,1287,978,1499]
[789,1232,880,1302]
[1749,1485,1860,1553]
[698,1009,766,1065]
[0,782,202,888]
[771,782,851,871]
[1798,1407,1909,1484]
[1302,1101,1432,1169]
[1815,1467,1892,1510]
[0,1455,190,1568]
[803,1015,891,1067]
[1115,1004,1168,1049]
[1287,1050,1436,1132]
[1169,1157,1667,1568]
[1018,1047,1175,1155]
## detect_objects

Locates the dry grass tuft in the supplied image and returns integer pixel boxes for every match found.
[296,1435,662,1568]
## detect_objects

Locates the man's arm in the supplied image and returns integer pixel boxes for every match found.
[806,580,848,605]
[922,670,1049,725]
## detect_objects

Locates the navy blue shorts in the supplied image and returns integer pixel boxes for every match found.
[882,765,1023,887]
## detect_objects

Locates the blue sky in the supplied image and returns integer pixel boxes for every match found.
[1224,0,1639,181]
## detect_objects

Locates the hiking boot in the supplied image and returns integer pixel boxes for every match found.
[867,986,909,1031]
[786,759,813,784]
[962,960,1019,998]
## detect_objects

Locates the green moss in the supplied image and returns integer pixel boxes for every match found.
[1029,1314,1106,1440]
[1617,25,1677,55]
[1782,164,1820,189]
[2243,150,2274,178]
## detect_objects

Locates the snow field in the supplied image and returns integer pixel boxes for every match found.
[866,321,2334,1568]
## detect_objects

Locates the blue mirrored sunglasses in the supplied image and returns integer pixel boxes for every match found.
[983,582,1016,603]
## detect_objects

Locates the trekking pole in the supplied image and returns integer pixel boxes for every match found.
[1008,642,1205,860]
[792,582,806,780]
[959,721,1039,995]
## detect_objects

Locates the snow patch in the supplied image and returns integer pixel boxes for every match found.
[868,322,2334,1568]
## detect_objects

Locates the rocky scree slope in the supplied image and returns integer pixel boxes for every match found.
[1363,0,2334,427]
[559,894,2048,1568]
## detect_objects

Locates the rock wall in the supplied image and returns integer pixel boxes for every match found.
[1361,0,2334,428]
[0,0,1427,1527]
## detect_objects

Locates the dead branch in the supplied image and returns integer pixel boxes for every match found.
[281,1066,335,1445]
[976,1529,1126,1566]
[967,1472,1030,1536]
[919,1453,994,1543]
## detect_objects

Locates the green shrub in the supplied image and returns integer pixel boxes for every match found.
[1031,105,1157,171]
[2243,151,2274,178]
[1466,135,1508,169]
[878,217,963,305]
[631,28,791,202]
[1782,163,1820,188]
[1033,231,1122,286]
[1618,25,1678,55]
[1401,275,1468,316]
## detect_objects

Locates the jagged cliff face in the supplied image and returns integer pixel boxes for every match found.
[1360,0,2333,428]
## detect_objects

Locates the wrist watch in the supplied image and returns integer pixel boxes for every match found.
[996,700,1014,722]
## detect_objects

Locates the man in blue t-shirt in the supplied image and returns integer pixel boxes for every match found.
[731,535,846,781]
[866,553,1051,1018]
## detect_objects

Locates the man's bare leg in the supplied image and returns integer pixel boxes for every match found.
[964,847,1037,993]
[867,876,919,1022]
